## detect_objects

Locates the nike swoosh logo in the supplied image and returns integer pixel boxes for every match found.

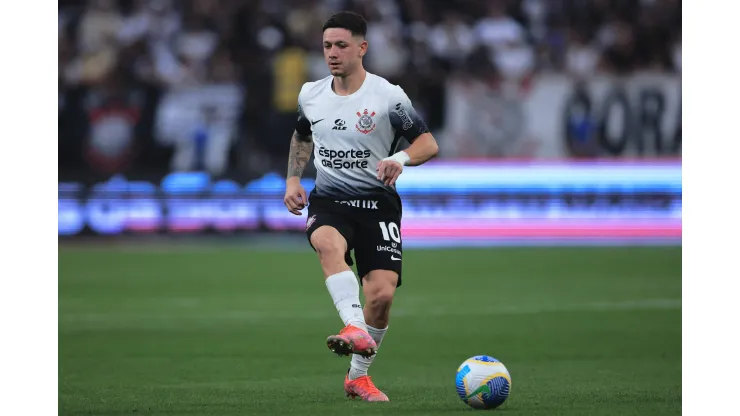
[391,256,402,261]
[465,383,492,399]
[311,119,325,125]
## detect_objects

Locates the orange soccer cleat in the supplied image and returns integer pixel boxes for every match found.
[344,373,389,402]
[326,325,377,358]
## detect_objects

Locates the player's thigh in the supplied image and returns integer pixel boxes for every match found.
[310,225,348,256]
[306,210,355,265]
[353,216,403,287]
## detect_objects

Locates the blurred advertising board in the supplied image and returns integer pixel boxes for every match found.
[59,160,681,245]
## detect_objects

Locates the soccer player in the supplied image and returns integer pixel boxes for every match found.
[283,11,439,402]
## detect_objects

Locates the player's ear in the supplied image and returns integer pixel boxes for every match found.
[359,39,368,57]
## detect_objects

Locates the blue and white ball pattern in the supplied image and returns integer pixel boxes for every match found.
[455,355,511,410]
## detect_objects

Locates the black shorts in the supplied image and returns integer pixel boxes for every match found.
[305,192,404,287]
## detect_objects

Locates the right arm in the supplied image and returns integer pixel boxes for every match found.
[288,96,314,180]
[284,95,313,215]
[287,130,313,180]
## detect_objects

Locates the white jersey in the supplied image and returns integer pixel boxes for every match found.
[295,72,429,201]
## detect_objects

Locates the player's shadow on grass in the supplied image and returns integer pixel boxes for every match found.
[422,403,513,413]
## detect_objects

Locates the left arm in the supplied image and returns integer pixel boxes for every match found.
[377,88,439,185]
[377,134,439,185]
[399,132,439,167]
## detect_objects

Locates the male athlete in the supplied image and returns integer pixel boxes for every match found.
[283,11,439,402]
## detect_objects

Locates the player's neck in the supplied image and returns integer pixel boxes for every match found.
[332,68,367,96]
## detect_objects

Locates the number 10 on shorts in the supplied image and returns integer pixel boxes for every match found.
[378,221,401,243]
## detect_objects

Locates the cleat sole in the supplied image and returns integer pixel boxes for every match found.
[326,336,377,358]
[326,336,354,357]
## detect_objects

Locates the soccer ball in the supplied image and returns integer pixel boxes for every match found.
[455,355,512,410]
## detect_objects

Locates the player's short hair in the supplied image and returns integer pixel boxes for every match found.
[322,11,367,38]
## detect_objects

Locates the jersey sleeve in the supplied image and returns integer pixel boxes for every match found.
[295,87,312,137]
[388,86,429,143]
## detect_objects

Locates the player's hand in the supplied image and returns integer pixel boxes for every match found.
[284,177,308,216]
[376,159,404,186]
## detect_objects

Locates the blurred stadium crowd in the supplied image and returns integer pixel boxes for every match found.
[58,0,681,181]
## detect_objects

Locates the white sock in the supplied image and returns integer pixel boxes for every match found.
[349,325,387,380]
[325,271,367,331]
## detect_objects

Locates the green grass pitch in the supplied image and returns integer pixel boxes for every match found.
[59,245,681,415]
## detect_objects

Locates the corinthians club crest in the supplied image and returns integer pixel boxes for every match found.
[356,109,376,134]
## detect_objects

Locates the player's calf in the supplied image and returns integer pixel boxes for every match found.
[363,287,394,328]
[362,270,398,329]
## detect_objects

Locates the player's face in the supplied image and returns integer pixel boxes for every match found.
[323,28,367,77]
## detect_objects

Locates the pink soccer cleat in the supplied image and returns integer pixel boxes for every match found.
[344,374,390,402]
[326,325,377,358]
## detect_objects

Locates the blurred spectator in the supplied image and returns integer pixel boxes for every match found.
[672,31,681,73]
[78,0,122,55]
[564,27,600,78]
[175,11,219,74]
[72,0,123,85]
[474,0,526,52]
[427,12,476,66]
[362,2,407,80]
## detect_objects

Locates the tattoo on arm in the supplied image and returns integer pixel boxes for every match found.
[287,130,313,178]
